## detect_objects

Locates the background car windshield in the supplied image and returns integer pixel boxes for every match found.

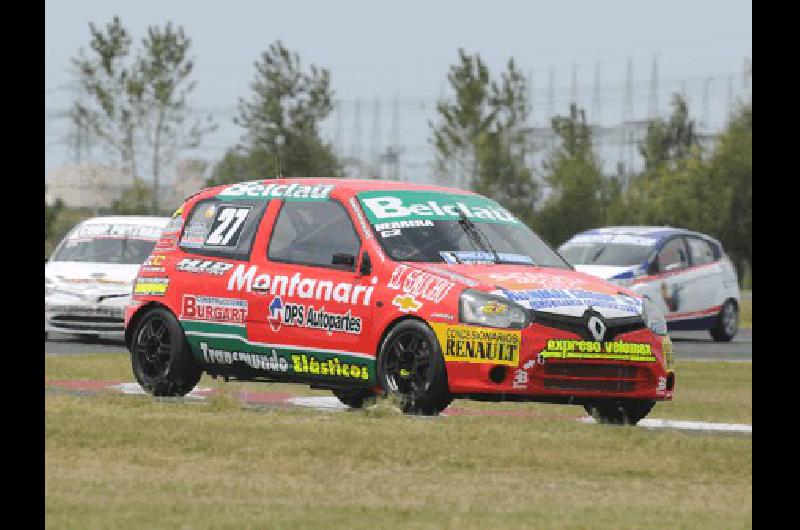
[52,238,156,264]
[559,242,652,266]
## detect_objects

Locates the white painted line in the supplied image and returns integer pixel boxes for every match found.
[578,416,752,433]
[108,382,212,399]
[678,358,752,363]
[287,396,348,410]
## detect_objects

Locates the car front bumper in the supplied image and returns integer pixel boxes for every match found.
[45,291,129,339]
[442,323,675,402]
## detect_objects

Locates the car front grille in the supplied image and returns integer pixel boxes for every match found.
[540,362,651,393]
[530,311,646,341]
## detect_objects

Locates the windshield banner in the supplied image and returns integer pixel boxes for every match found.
[358,191,521,226]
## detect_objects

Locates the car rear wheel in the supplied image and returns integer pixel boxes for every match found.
[584,399,655,425]
[377,320,452,415]
[331,389,375,408]
[710,299,738,342]
[130,307,201,396]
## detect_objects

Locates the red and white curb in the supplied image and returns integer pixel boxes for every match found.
[47,380,751,434]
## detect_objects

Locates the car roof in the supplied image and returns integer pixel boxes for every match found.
[573,226,716,243]
[193,178,477,201]
[79,215,171,227]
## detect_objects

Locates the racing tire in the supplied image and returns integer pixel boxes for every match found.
[129,307,201,397]
[332,389,374,409]
[377,320,453,416]
[584,399,655,426]
[709,299,739,342]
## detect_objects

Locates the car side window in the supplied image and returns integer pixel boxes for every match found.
[268,200,360,270]
[179,198,268,260]
[657,238,689,273]
[686,237,717,266]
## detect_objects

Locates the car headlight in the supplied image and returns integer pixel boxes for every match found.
[459,290,529,329]
[642,296,668,336]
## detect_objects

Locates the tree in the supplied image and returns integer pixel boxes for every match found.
[536,104,609,246]
[430,50,537,222]
[638,94,698,174]
[208,41,342,185]
[72,17,143,179]
[137,22,216,212]
[45,187,65,242]
[105,178,155,215]
[71,18,213,211]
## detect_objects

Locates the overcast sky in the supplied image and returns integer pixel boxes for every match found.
[45,0,752,177]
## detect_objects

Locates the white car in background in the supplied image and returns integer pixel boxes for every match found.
[558,226,741,342]
[45,216,170,341]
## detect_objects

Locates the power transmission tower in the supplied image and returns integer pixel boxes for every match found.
[701,78,712,131]
[570,63,577,107]
[648,54,659,119]
[369,96,382,178]
[592,62,602,126]
[334,99,343,156]
[350,99,362,178]
[388,94,402,180]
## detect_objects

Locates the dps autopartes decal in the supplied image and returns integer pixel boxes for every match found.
[357,190,520,225]
[431,323,520,366]
[134,277,169,296]
[217,181,334,201]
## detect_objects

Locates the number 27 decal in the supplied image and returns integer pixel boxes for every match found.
[205,206,251,247]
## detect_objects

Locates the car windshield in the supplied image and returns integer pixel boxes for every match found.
[52,237,157,264]
[559,240,654,266]
[356,190,569,268]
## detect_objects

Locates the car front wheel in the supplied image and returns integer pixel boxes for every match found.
[377,320,452,415]
[710,299,739,342]
[130,308,201,396]
[584,399,655,425]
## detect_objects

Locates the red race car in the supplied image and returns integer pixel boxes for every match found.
[125,179,674,423]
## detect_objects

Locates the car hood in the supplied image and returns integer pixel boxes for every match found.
[572,264,640,281]
[419,263,643,319]
[45,261,140,292]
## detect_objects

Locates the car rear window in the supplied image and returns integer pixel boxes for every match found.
[179,198,268,260]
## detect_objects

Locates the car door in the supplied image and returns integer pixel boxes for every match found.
[242,198,377,384]
[172,197,269,362]
[680,236,725,318]
[644,236,691,318]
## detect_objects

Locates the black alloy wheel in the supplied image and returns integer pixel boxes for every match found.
[130,308,201,396]
[377,320,452,415]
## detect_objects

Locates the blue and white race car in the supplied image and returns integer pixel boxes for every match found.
[558,226,741,341]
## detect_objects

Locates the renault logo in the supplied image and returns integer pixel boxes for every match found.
[587,315,607,341]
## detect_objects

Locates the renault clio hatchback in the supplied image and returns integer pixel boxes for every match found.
[125,180,674,423]
[559,227,741,342]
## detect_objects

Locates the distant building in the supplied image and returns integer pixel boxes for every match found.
[163,159,209,209]
[45,165,132,209]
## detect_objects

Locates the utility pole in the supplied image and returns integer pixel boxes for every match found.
[648,54,659,119]
[350,99,362,178]
[369,96,382,178]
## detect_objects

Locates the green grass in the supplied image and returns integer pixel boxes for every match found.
[46,355,751,528]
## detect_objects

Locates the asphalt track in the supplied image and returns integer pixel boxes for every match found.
[44,328,753,361]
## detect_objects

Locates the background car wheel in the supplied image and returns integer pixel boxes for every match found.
[332,389,374,409]
[377,320,452,416]
[710,299,739,342]
[129,307,201,396]
[584,399,655,425]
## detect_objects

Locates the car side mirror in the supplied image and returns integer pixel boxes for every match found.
[359,251,372,276]
[332,253,356,270]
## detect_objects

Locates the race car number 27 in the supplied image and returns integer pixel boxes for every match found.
[205,206,251,247]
